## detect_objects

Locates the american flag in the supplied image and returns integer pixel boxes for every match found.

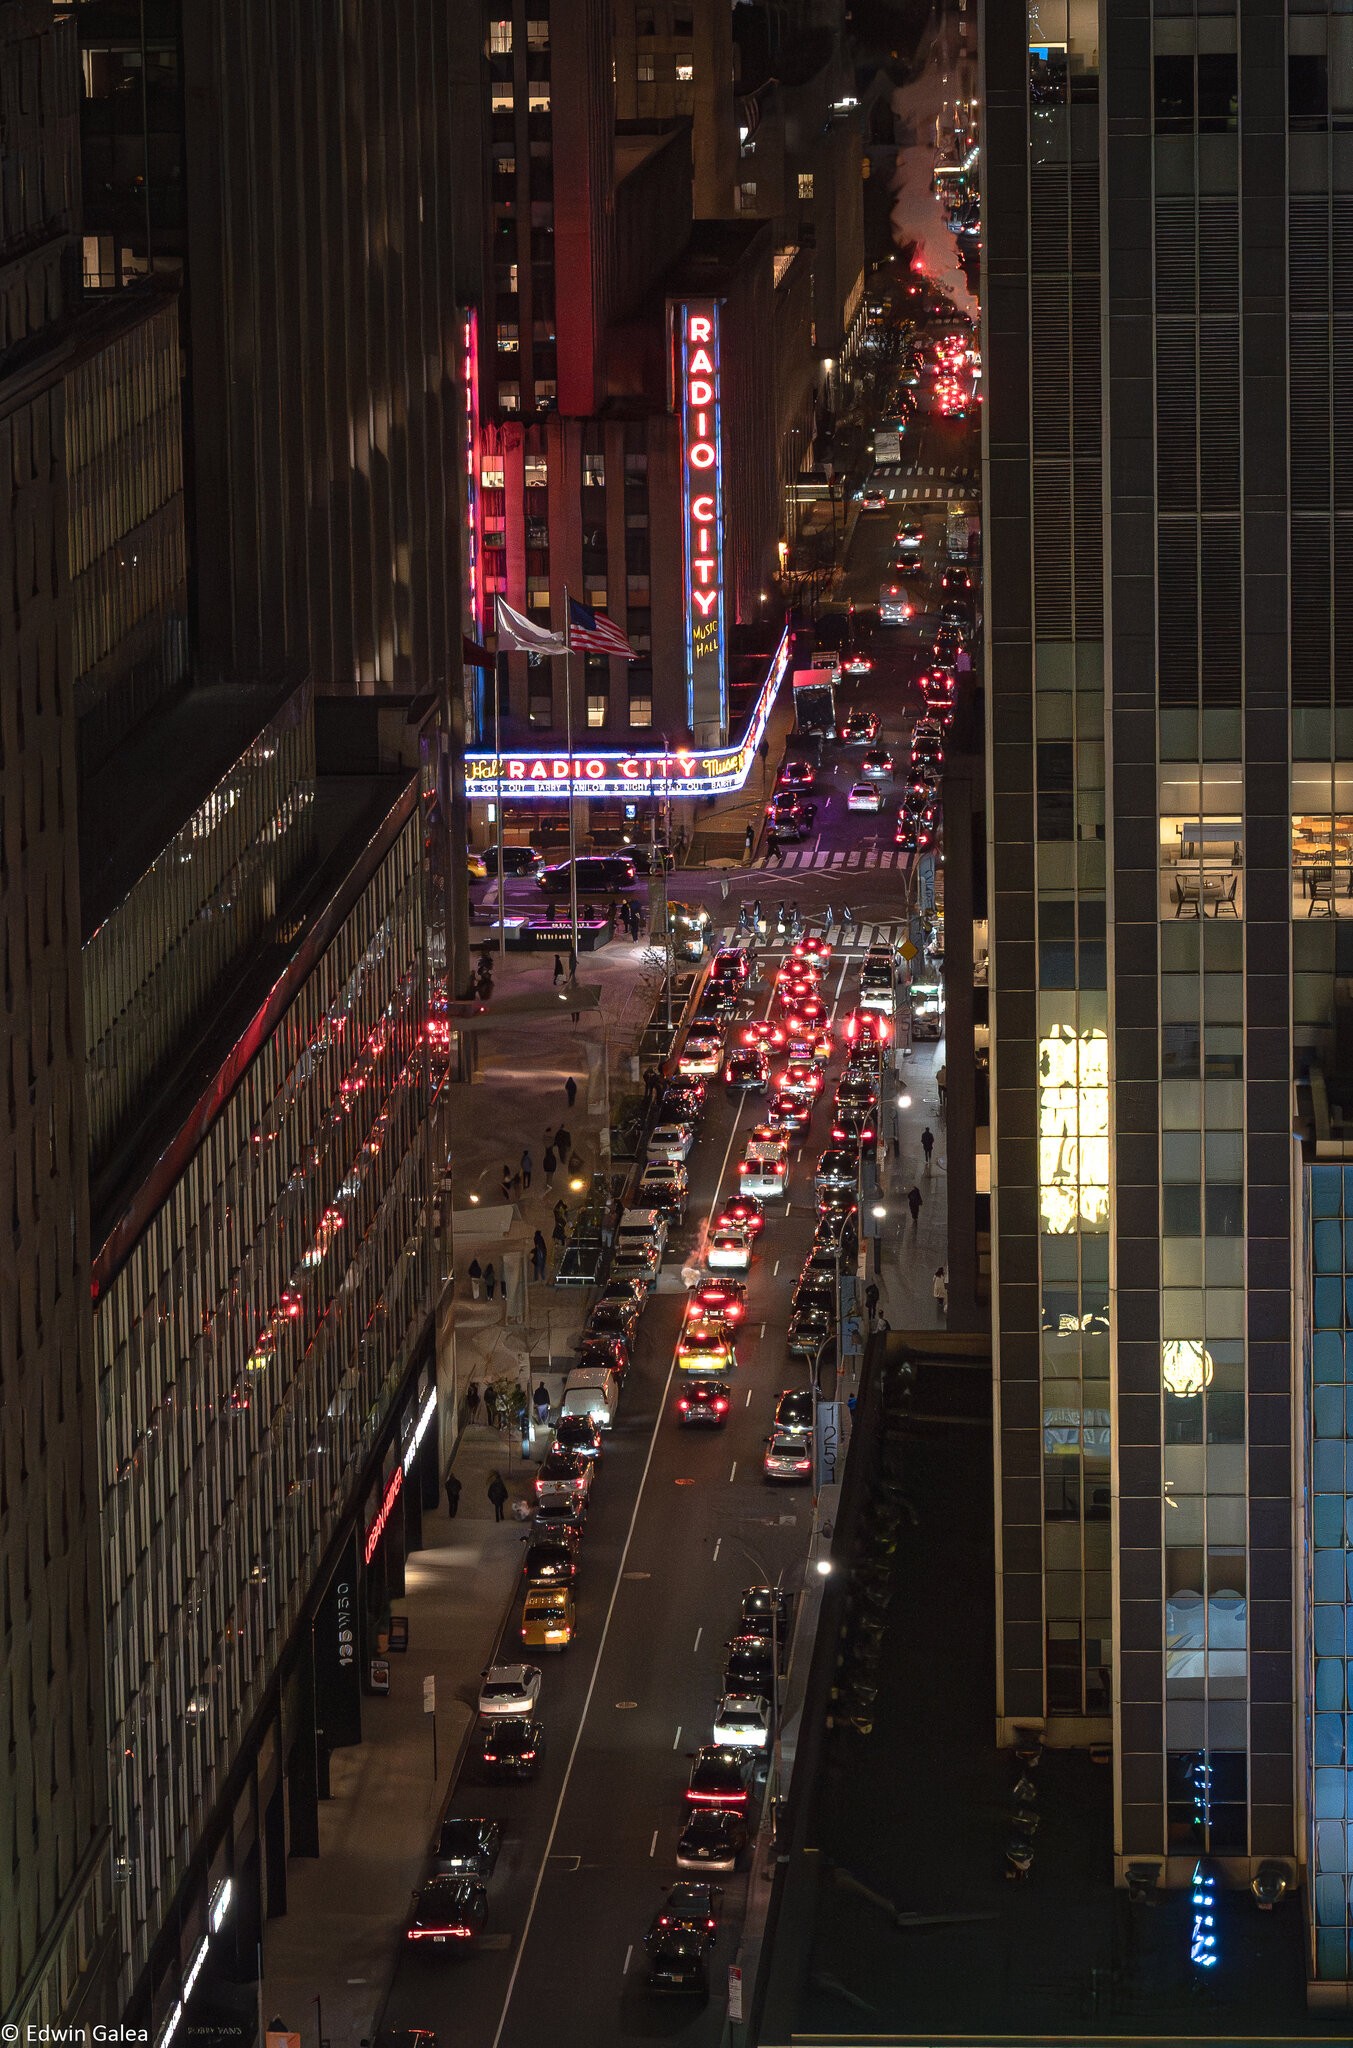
[567,597,636,660]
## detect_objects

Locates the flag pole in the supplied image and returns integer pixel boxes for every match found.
[564,587,579,977]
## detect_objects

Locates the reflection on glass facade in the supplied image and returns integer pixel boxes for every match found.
[65,292,188,757]
[82,691,315,1169]
[96,804,431,2001]
[1305,1164,1353,1982]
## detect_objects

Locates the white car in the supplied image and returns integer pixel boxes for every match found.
[478,1664,543,1718]
[678,1029,724,1078]
[713,1694,771,1750]
[848,782,883,813]
[648,1121,695,1162]
[706,1222,754,1273]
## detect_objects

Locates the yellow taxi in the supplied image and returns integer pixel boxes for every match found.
[521,1586,576,1650]
[677,1319,737,1375]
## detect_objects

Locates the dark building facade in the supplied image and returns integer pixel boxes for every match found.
[984,0,1353,1998]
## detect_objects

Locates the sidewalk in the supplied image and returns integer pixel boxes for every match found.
[260,931,673,2044]
[259,1425,535,2047]
[872,1031,948,1332]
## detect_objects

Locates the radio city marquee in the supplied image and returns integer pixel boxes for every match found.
[465,629,791,802]
[675,298,727,734]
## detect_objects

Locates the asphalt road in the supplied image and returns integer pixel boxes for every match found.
[377,309,977,2048]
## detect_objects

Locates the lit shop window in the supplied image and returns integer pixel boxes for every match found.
[737,182,758,212]
[528,88,551,112]
[526,19,550,49]
[491,86,514,112]
[534,380,557,407]
[629,683,653,728]
[798,172,815,199]
[496,323,519,353]
[527,581,551,610]
[587,692,608,729]
[480,459,505,489]
[523,457,548,487]
[1038,1025,1109,1233]
[583,454,606,487]
[676,59,694,82]
[498,382,520,412]
[489,20,512,54]
[585,587,607,611]
[494,153,516,177]
[638,56,655,82]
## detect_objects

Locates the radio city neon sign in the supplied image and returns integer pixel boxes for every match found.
[465,627,791,802]
[677,299,727,731]
[364,1464,403,1565]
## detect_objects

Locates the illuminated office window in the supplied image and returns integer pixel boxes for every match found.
[489,20,512,54]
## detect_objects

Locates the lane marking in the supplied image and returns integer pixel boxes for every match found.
[693,1626,703,1652]
[649,1830,658,1858]
[729,1460,738,1484]
[624,1943,633,1975]
[673,1724,682,1749]
[712,1538,721,1562]
[772,1258,780,1277]
[745,1387,753,1407]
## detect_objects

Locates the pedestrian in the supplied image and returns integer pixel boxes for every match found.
[775,836,787,866]
[484,1383,499,1427]
[553,954,565,985]
[487,1469,509,1522]
[865,1281,880,1318]
[444,1468,462,1518]
[744,821,755,856]
[824,902,835,932]
[936,1062,947,1113]
[843,903,854,934]
[907,1184,923,1231]
[485,1260,497,1300]
[933,1264,948,1319]
[468,1257,483,1300]
[776,902,787,935]
[720,876,730,903]
[543,1142,557,1186]
[552,1215,567,1252]
[766,828,780,864]
[533,1380,551,1425]
[500,1164,512,1203]
[555,1124,571,1161]
[753,897,763,934]
[565,1075,578,1109]
[632,903,646,939]
[510,1168,523,1202]
[921,1126,935,1169]
[521,1147,533,1190]
[553,1196,569,1229]
[533,1229,548,1281]
[608,897,618,926]
[465,1380,481,1426]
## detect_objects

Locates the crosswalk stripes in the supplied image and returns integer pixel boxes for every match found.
[714,919,907,952]
[774,846,906,870]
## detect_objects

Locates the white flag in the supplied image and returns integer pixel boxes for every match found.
[496,596,567,656]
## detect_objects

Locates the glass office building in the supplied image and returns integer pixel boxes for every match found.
[985,0,1353,1999]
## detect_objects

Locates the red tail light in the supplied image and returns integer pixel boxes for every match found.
[677,1398,689,1411]
[714,1399,729,1413]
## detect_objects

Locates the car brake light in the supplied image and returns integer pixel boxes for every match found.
[520,1749,536,1760]
[715,1399,728,1413]
[677,1398,689,1411]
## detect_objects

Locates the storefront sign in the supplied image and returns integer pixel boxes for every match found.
[364,1464,404,1564]
[674,299,728,733]
[465,628,791,802]
[314,1533,362,1750]
[402,1384,438,1475]
[462,307,482,635]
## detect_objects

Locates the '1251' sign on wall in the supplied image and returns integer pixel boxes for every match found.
[674,299,727,738]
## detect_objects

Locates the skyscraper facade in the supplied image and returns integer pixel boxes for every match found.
[986,0,1353,1995]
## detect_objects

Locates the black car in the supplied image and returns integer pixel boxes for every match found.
[812,1213,858,1262]
[831,1100,878,1145]
[647,1930,710,1995]
[553,1413,603,1460]
[523,1535,579,1585]
[723,1047,770,1093]
[585,1298,641,1345]
[646,1883,722,1950]
[577,1333,631,1380]
[405,1875,488,1947]
[370,2031,439,2048]
[774,1389,814,1436]
[686,1745,755,1809]
[432,1816,501,1879]
[481,843,542,877]
[815,1185,860,1228]
[792,1280,836,1323]
[660,1080,707,1124]
[741,1584,791,1631]
[480,1716,544,1780]
[800,1240,840,1279]
[531,1493,588,1537]
[814,1147,858,1194]
[695,983,739,1024]
[675,1807,749,1872]
[710,945,754,988]
[538,853,639,893]
[788,1304,833,1358]
[835,1074,879,1112]
[676,1378,731,1427]
[724,1634,775,1696]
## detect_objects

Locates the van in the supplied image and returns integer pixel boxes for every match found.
[618,1208,668,1262]
[538,854,639,895]
[560,1365,621,1431]
[739,1135,790,1199]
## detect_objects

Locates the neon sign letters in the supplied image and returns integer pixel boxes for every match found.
[464,628,791,802]
[364,1464,403,1565]
[676,299,727,734]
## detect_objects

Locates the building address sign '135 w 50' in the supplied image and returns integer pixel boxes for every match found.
[674,298,727,738]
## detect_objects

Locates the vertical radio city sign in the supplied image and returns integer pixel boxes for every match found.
[674,299,728,737]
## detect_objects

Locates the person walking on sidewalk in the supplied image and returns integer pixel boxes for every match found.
[933,1265,948,1319]
[553,953,565,984]
[487,1470,509,1522]
[565,1075,578,1109]
[533,1381,551,1426]
[468,1257,483,1300]
[823,902,835,933]
[500,1164,513,1204]
[532,1230,548,1282]
[552,1215,567,1257]
[465,1380,482,1426]
[907,1185,923,1232]
[444,1468,462,1518]
[842,904,854,936]
[921,1126,935,1171]
[554,1124,571,1163]
[767,829,782,866]
[483,1384,498,1428]
[865,1280,880,1319]
[485,1261,497,1301]
[936,1062,947,1114]
[521,1147,533,1190]
[744,821,755,857]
